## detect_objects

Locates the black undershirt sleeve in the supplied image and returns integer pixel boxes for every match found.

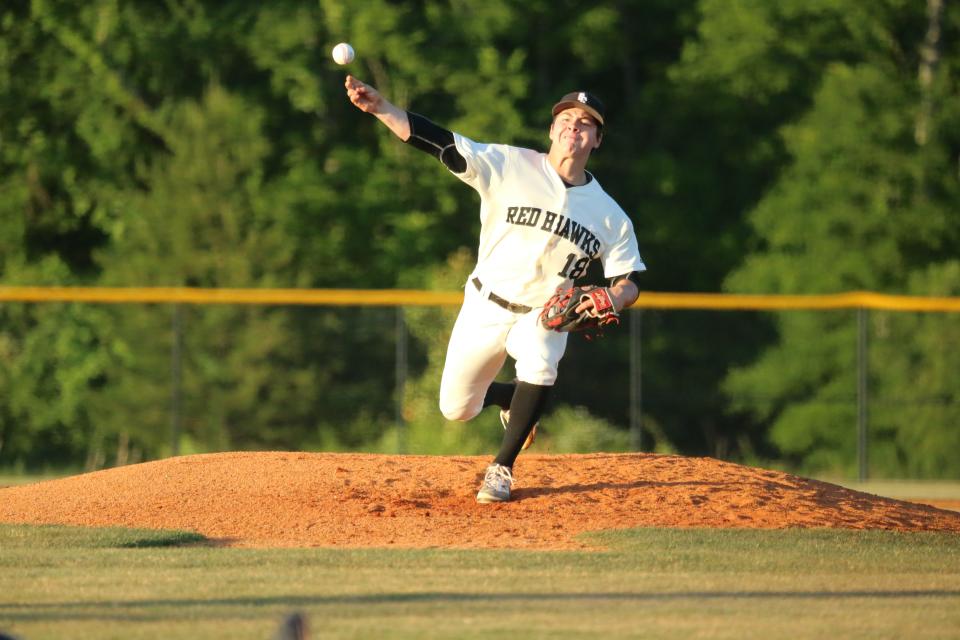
[405,112,467,174]
[610,271,644,289]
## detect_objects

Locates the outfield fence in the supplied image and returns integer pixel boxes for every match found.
[1,286,958,479]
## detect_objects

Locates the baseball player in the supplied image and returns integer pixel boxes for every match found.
[345,75,645,503]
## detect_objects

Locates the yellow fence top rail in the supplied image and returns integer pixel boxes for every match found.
[1,286,959,312]
[634,291,960,312]
[0,286,462,307]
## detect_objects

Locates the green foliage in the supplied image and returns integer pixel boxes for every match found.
[1,1,958,475]
[375,248,503,456]
[869,266,960,477]
[721,2,960,477]
[537,405,632,453]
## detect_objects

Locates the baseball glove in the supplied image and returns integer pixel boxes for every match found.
[539,285,620,334]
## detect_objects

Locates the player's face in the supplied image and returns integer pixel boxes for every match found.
[549,108,602,157]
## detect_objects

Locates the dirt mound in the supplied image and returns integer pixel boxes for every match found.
[1,452,958,549]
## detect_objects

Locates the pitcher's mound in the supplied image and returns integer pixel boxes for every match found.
[1,452,958,549]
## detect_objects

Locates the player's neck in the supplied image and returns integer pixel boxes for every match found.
[547,151,590,186]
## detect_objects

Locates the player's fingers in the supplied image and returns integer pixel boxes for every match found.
[346,76,370,92]
[344,77,380,114]
[352,98,375,113]
[345,77,372,102]
[346,85,369,107]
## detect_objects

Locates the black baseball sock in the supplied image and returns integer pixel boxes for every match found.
[493,381,551,468]
[482,381,515,410]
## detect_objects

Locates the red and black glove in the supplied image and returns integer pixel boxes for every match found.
[539,285,619,333]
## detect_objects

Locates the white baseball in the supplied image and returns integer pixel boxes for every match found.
[331,42,355,65]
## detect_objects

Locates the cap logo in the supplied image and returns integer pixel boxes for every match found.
[577,92,588,104]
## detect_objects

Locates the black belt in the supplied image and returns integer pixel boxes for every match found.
[472,277,533,314]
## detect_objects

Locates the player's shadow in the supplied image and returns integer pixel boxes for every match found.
[512,480,732,500]
[5,589,960,623]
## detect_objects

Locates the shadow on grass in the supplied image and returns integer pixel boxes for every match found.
[0,524,209,549]
[117,531,208,548]
[3,589,960,622]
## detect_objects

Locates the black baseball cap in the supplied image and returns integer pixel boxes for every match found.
[552,91,605,126]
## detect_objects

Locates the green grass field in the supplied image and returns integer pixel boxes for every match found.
[2,524,959,639]
[825,478,960,504]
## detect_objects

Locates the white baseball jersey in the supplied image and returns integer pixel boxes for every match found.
[437,133,646,421]
[452,133,645,307]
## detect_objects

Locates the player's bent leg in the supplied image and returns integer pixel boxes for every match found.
[474,306,566,503]
[438,338,508,420]
[493,382,551,468]
[439,287,513,422]
[483,380,515,410]
[506,309,568,387]
[439,356,508,420]
[438,398,480,422]
[476,382,551,504]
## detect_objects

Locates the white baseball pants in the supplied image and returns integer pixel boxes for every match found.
[438,281,568,421]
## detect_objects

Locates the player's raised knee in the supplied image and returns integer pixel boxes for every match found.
[439,399,475,422]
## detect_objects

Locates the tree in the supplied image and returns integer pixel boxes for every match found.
[721,2,960,477]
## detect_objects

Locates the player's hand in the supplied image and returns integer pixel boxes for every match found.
[345,75,383,114]
[540,285,619,334]
[574,280,638,315]
[574,297,596,314]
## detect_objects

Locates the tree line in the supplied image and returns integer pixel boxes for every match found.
[1,1,957,477]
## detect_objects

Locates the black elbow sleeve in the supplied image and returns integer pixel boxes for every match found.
[610,271,643,289]
[406,112,467,173]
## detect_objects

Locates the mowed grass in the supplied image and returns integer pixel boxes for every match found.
[1,524,959,639]
[825,479,960,505]
[0,472,74,488]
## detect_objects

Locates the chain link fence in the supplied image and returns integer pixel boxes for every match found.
[1,288,958,479]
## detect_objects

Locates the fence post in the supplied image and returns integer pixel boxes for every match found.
[395,306,408,454]
[170,304,183,457]
[629,308,643,451]
[857,307,869,481]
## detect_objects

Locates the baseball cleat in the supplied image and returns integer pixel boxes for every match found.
[500,409,538,450]
[476,463,514,503]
